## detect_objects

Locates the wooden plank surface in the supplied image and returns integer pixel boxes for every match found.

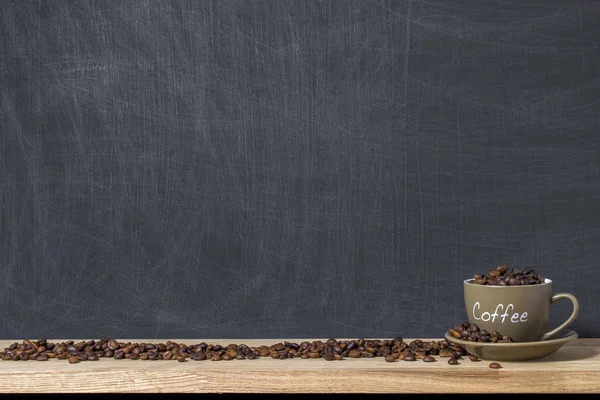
[1,339,599,393]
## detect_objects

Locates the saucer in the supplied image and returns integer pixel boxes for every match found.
[444,329,578,361]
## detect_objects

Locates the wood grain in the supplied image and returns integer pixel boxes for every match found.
[1,339,599,393]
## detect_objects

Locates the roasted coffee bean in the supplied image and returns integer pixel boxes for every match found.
[113,350,125,359]
[469,355,480,362]
[497,264,509,274]
[489,362,502,369]
[68,356,80,364]
[403,353,416,361]
[423,356,435,362]
[66,345,78,353]
[348,349,361,358]
[385,355,396,362]
[87,354,99,361]
[176,355,186,362]
[448,358,458,365]
[36,354,49,361]
[222,354,233,361]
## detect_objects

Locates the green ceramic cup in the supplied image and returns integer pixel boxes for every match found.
[463,278,579,342]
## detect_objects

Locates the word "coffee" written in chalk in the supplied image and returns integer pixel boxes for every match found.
[472,302,528,323]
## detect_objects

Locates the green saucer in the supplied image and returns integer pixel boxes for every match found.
[444,329,578,361]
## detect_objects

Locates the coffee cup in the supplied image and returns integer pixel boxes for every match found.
[463,278,579,342]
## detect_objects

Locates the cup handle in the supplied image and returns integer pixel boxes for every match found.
[540,293,579,341]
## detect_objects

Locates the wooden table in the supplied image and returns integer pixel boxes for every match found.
[1,339,599,393]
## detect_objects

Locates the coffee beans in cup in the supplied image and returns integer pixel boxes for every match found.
[472,264,544,286]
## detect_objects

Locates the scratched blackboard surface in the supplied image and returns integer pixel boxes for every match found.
[1,0,599,340]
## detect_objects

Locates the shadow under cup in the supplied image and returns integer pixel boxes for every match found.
[463,279,579,343]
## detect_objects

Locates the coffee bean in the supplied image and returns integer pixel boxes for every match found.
[113,350,125,359]
[385,355,395,362]
[423,356,435,362]
[87,354,99,361]
[66,345,78,353]
[489,362,502,369]
[348,349,361,358]
[176,355,186,362]
[469,355,480,362]
[403,353,416,362]
[450,330,461,339]
[68,356,80,364]
[496,264,509,274]
[448,358,458,365]
[36,354,49,361]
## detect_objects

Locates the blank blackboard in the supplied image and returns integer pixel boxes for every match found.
[1,0,599,340]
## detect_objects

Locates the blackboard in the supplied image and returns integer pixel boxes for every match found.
[1,0,599,340]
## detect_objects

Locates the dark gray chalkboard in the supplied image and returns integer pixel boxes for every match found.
[1,0,599,340]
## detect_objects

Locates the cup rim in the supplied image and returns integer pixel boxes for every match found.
[464,278,551,286]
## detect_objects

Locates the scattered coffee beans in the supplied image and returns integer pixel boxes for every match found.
[489,362,502,369]
[1,335,505,369]
[472,264,544,286]
[448,322,514,343]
